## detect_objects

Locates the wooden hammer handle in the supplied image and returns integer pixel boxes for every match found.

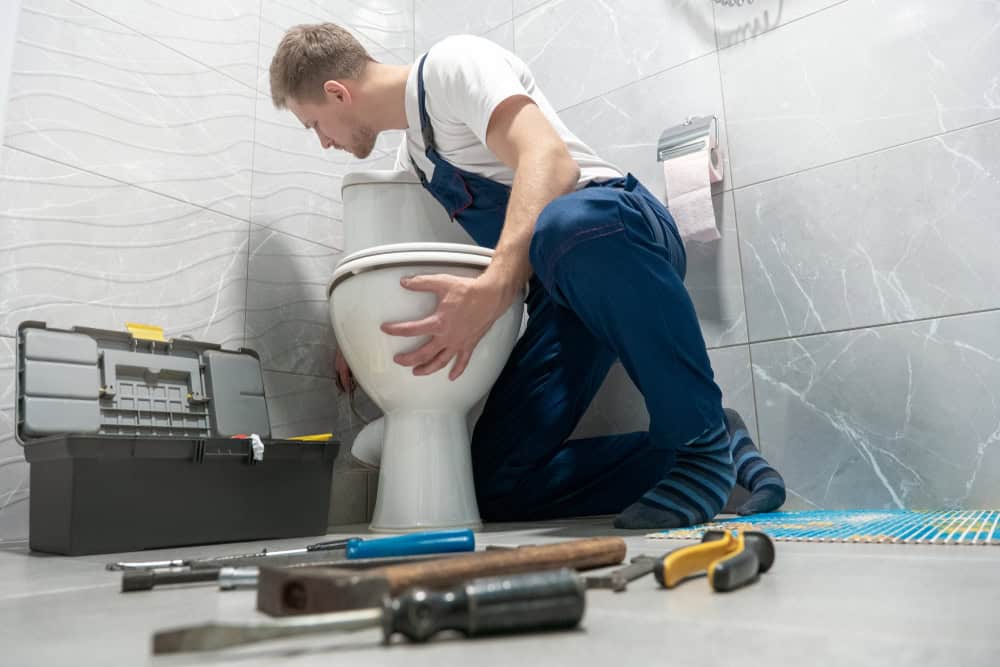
[377,536,626,594]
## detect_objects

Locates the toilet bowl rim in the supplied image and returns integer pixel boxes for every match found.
[328,249,492,296]
[339,241,493,266]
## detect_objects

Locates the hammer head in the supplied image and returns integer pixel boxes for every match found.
[257,567,391,616]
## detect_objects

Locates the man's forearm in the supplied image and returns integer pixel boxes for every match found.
[482,148,580,300]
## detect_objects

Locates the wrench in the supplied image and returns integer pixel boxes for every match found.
[585,555,658,592]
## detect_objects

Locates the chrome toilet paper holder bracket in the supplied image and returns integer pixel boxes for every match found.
[657,115,718,162]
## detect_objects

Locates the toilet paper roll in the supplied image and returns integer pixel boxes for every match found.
[662,143,723,244]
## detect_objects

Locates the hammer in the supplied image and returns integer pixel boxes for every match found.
[257,536,627,616]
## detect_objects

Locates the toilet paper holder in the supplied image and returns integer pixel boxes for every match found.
[657,115,718,162]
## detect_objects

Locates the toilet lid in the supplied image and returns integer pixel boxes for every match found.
[328,243,493,296]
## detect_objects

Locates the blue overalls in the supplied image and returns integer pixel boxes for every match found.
[409,54,725,521]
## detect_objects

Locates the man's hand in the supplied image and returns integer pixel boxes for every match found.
[381,272,513,380]
[333,347,355,393]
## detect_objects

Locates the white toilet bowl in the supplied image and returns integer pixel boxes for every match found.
[329,234,522,531]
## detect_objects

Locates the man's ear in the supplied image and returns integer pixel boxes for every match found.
[323,80,351,104]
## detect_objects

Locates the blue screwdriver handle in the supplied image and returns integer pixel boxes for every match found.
[345,529,476,560]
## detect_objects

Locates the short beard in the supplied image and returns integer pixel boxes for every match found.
[350,124,377,159]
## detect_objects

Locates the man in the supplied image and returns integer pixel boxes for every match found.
[269,24,786,528]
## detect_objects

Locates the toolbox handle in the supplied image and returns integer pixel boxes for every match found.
[191,439,260,465]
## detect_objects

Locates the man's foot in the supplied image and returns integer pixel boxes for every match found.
[614,421,735,529]
[724,408,786,515]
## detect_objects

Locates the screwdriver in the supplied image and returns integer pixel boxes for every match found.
[654,529,774,592]
[152,568,586,654]
[109,528,475,572]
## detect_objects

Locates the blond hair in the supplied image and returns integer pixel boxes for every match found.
[269,23,373,108]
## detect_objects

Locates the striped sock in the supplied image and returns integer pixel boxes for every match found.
[614,421,735,529]
[724,408,786,515]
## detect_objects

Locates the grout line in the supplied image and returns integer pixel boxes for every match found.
[511,0,516,52]
[746,305,1000,349]
[0,145,348,252]
[513,0,551,21]
[0,144,253,223]
[712,0,762,444]
[68,0,257,93]
[244,0,265,350]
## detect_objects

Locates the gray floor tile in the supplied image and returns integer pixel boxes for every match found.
[2,519,998,666]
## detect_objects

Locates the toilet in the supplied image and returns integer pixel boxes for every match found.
[328,170,524,532]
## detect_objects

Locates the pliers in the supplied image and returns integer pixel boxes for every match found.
[654,529,775,592]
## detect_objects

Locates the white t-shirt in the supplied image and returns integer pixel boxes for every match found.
[394,35,623,188]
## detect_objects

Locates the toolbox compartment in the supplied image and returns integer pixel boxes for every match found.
[15,321,339,555]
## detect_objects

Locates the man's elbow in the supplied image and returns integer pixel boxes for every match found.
[547,147,579,194]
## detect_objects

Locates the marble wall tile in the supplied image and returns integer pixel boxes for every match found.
[333,0,414,62]
[515,0,717,111]
[414,0,513,53]
[570,343,758,445]
[263,370,342,439]
[738,119,1000,342]
[244,225,341,376]
[261,368,380,483]
[6,0,255,219]
[250,89,401,247]
[558,52,731,198]
[0,147,249,345]
[720,0,1000,187]
[514,0,547,17]
[259,0,412,75]
[752,310,1000,511]
[253,90,401,246]
[713,0,848,48]
[255,1,407,247]
[0,0,19,138]
[72,0,261,88]
[0,336,29,543]
[712,344,758,445]
[684,192,748,347]
[329,469,370,525]
[262,369,379,456]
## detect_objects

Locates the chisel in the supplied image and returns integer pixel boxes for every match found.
[152,568,586,654]
[257,536,625,616]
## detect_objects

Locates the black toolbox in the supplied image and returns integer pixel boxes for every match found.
[15,321,339,555]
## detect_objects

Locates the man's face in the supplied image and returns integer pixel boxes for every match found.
[287,89,376,159]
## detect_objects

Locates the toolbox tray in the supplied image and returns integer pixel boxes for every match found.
[15,321,339,555]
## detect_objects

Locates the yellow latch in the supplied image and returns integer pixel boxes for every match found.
[126,322,167,342]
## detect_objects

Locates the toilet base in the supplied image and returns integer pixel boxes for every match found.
[368,409,483,533]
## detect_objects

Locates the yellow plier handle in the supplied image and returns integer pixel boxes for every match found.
[654,529,775,592]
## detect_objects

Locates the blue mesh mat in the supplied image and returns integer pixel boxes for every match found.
[647,510,1000,545]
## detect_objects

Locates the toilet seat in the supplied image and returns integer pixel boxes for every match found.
[329,243,492,296]
[339,242,493,264]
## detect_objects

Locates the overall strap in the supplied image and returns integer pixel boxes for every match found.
[416,54,436,152]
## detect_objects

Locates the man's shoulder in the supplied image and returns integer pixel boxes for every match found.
[425,34,508,70]
[428,33,496,56]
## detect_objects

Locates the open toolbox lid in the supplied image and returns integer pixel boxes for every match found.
[15,321,273,445]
